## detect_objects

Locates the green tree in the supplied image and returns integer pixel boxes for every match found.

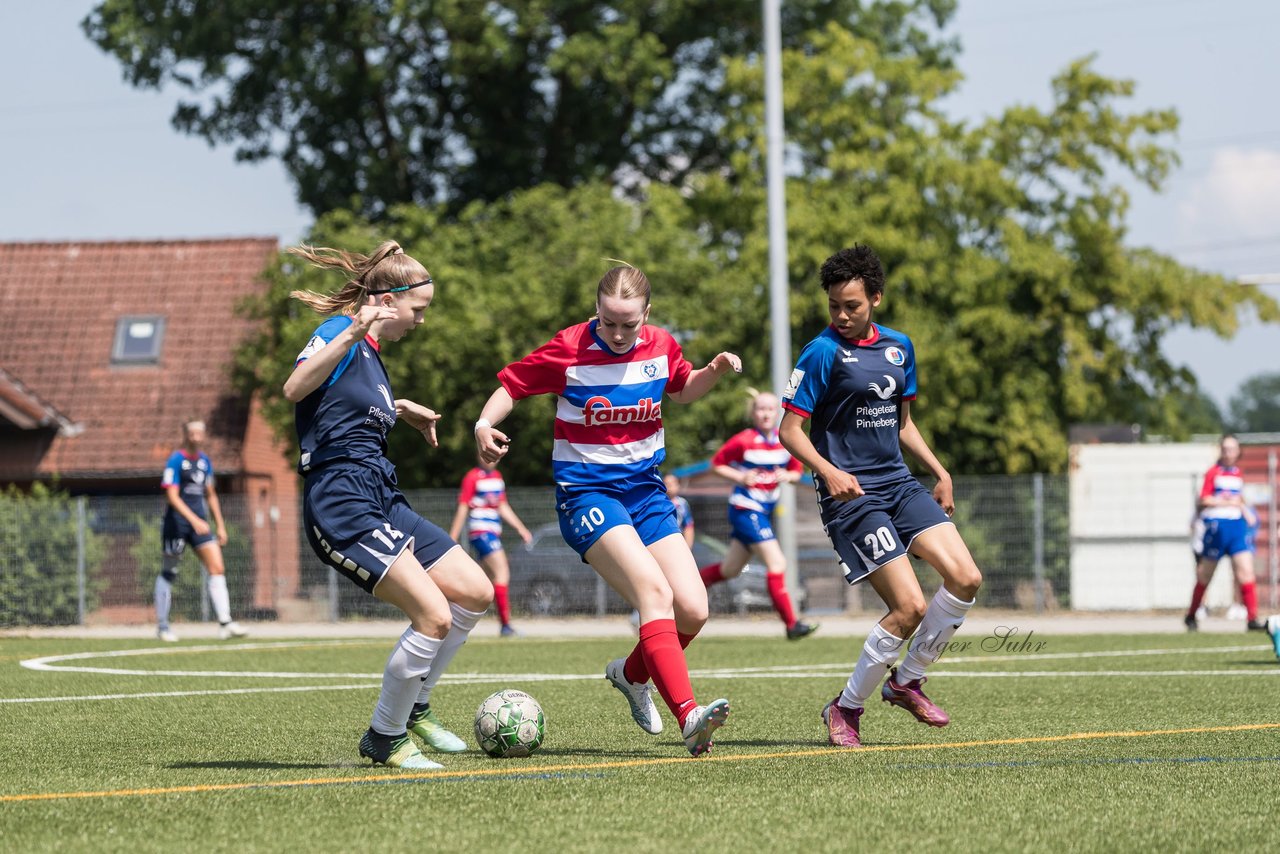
[1228,372,1280,432]
[83,0,957,218]
[231,11,1277,481]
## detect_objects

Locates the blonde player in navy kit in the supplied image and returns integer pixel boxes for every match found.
[285,240,493,770]
[155,420,246,642]
[779,244,982,748]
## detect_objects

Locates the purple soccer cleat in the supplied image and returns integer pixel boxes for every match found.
[881,667,950,727]
[821,697,864,747]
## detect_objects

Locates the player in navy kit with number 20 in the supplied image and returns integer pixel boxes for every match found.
[475,263,741,756]
[284,240,493,770]
[779,244,983,748]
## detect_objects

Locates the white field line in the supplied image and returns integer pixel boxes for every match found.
[3,640,1276,704]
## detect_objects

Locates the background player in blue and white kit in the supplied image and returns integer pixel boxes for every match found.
[448,454,533,636]
[284,240,493,770]
[779,244,983,748]
[700,390,817,640]
[154,420,246,642]
[475,263,741,757]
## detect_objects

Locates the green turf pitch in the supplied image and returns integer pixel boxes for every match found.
[1,632,1276,852]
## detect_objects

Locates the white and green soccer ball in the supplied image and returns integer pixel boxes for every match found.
[474,689,546,758]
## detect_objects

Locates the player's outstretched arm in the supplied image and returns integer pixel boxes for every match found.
[499,502,533,543]
[668,352,742,403]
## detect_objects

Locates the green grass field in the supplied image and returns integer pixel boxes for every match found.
[2,631,1277,852]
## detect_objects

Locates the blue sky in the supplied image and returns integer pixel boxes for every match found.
[2,1,1275,411]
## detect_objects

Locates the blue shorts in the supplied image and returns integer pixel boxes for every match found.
[302,462,458,594]
[1194,517,1255,561]
[469,531,503,558]
[728,506,776,545]
[162,511,217,557]
[556,478,681,559]
[822,476,952,585]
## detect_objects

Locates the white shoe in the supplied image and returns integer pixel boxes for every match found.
[681,698,730,757]
[605,657,663,734]
[157,628,179,643]
[218,621,248,640]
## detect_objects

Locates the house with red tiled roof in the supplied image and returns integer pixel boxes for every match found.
[0,238,300,621]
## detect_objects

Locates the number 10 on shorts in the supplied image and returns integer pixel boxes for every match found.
[577,506,606,536]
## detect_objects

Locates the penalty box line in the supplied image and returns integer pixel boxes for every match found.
[3,721,1279,805]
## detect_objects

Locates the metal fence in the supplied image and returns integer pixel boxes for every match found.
[0,475,1096,628]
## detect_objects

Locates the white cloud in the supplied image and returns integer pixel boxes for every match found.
[1177,147,1280,239]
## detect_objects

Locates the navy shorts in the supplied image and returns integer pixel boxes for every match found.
[469,531,503,558]
[823,476,952,585]
[728,506,776,545]
[302,462,458,594]
[162,510,217,557]
[556,477,681,559]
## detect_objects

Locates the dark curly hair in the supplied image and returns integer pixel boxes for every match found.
[819,244,885,298]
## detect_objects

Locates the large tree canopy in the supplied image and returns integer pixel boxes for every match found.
[1228,372,1280,433]
[133,3,1272,485]
[84,0,957,218]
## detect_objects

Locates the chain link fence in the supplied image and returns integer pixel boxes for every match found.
[2,475,1098,628]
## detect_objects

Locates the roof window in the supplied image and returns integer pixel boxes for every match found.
[112,315,166,364]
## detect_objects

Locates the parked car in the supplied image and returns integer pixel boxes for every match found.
[506,524,802,617]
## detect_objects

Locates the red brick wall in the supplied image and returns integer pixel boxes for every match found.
[239,395,300,614]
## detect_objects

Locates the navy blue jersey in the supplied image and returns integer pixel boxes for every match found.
[294,317,398,476]
[161,450,213,518]
[782,323,917,505]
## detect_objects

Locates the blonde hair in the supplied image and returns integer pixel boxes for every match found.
[287,240,429,316]
[597,261,651,306]
[743,387,780,422]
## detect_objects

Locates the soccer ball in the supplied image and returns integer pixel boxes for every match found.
[474,689,546,758]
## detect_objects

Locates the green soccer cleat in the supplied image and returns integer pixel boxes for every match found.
[407,703,468,753]
[358,728,443,770]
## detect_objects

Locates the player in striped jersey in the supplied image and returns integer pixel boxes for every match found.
[1185,434,1266,631]
[448,456,532,636]
[475,264,741,756]
[700,390,817,640]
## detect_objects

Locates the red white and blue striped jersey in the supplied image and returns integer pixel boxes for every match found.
[712,428,803,514]
[1199,464,1245,520]
[458,466,507,536]
[498,320,692,488]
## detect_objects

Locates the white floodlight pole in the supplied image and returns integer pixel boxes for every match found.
[763,0,800,591]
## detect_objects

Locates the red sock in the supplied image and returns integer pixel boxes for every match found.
[1240,581,1258,621]
[635,619,696,726]
[623,628,696,685]
[1187,581,1209,617]
[699,562,724,587]
[766,573,797,628]
[494,584,511,626]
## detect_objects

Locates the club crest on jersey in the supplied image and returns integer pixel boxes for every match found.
[642,362,658,378]
[583,396,661,426]
[884,346,905,366]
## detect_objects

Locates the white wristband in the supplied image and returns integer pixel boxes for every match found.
[474,418,492,433]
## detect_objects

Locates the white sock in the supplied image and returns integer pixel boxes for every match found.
[207,573,232,624]
[840,623,907,709]
[416,603,486,707]
[896,588,975,683]
[154,575,173,628]
[371,627,445,736]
